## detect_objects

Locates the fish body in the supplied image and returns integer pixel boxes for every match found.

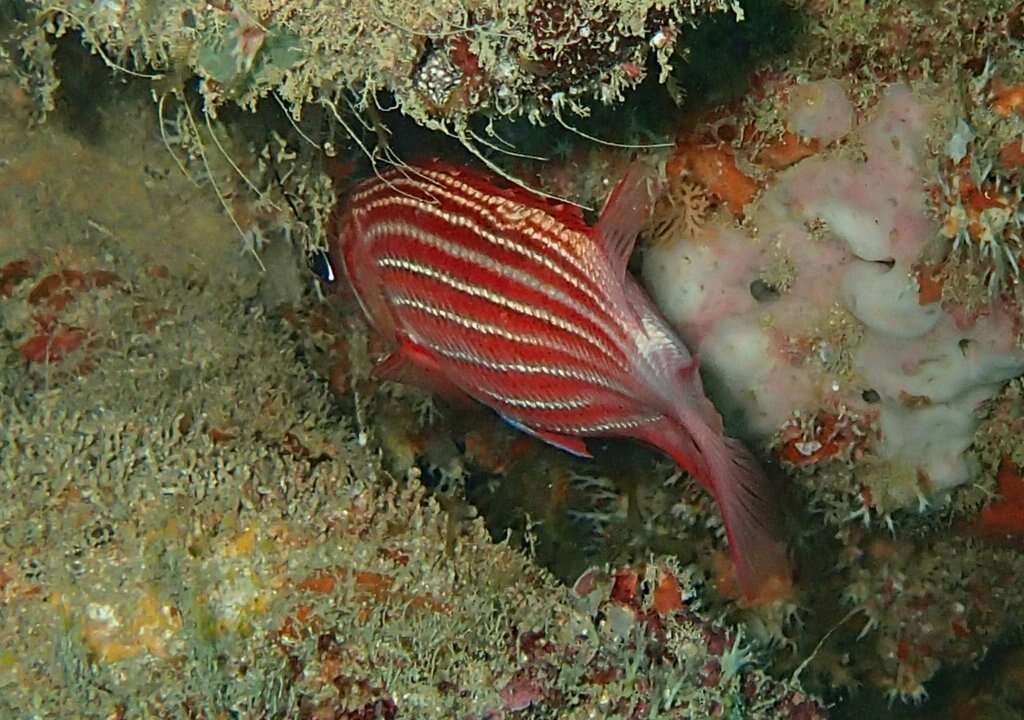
[333,160,789,599]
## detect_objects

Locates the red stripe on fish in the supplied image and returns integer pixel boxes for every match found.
[370,229,632,372]
[355,185,617,331]
[382,281,641,430]
[334,159,793,602]
[353,172,616,310]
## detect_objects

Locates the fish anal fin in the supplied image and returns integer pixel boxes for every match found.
[501,415,593,458]
[532,428,592,458]
[595,160,665,279]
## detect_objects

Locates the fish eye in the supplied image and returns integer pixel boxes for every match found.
[308,249,336,284]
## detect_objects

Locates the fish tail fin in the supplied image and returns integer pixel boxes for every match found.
[692,428,792,603]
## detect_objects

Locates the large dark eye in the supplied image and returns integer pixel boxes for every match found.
[309,249,336,284]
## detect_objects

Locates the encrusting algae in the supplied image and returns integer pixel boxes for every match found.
[4,0,1024,716]
[0,53,823,718]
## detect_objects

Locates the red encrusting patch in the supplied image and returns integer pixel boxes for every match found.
[757,131,821,170]
[667,142,759,217]
[27,269,121,310]
[970,459,1024,540]
[0,259,36,296]
[6,264,129,376]
[610,567,639,608]
[448,35,481,83]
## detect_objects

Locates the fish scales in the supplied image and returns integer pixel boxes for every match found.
[362,208,620,340]
[358,171,616,307]
[356,183,626,335]
[335,160,793,601]
[356,177,618,328]
[373,250,628,371]
[371,229,632,372]
[349,175,650,432]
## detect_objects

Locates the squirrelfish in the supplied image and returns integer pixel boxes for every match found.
[332,160,789,599]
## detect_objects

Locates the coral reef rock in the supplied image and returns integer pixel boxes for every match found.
[644,81,1024,522]
[26,0,737,128]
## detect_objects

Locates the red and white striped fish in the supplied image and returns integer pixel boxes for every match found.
[332,160,790,600]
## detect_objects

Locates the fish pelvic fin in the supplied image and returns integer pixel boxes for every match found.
[691,428,792,604]
[500,415,593,458]
[595,159,665,281]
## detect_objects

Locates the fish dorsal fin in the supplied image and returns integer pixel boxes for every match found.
[500,415,593,459]
[595,159,665,281]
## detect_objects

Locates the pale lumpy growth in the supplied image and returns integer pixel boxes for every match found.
[643,82,1024,504]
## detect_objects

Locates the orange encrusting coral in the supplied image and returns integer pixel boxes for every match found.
[933,159,1015,244]
[998,138,1024,171]
[667,142,759,216]
[463,426,536,475]
[776,412,871,467]
[990,80,1024,118]
[41,587,185,665]
[757,131,822,170]
[652,570,685,615]
[711,551,794,606]
[298,566,452,614]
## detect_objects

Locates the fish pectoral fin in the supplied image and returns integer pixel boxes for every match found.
[500,415,593,459]
[595,159,665,280]
[373,345,435,385]
[373,340,468,405]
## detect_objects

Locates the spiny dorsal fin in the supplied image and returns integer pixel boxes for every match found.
[594,159,665,281]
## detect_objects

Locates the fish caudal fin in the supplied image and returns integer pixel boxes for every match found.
[695,430,792,603]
